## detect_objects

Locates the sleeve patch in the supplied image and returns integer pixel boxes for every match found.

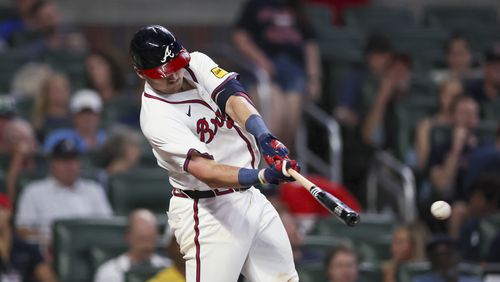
[211,67,228,79]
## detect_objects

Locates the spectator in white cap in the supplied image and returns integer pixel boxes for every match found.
[43,89,107,153]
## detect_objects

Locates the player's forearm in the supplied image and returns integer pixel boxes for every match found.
[226,95,260,129]
[187,154,261,188]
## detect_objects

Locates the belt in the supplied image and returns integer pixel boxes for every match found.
[172,187,251,199]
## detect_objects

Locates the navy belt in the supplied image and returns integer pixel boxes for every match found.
[172,187,250,199]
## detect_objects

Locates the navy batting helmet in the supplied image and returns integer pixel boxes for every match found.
[129,25,190,79]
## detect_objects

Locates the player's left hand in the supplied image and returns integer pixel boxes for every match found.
[258,133,290,165]
[259,159,299,184]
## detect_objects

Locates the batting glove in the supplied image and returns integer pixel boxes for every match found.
[258,160,298,184]
[258,133,290,165]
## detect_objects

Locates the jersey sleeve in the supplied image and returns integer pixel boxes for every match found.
[142,109,213,174]
[188,52,252,113]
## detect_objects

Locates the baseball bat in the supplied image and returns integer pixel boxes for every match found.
[287,169,360,227]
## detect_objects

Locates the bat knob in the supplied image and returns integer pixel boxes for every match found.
[345,212,360,227]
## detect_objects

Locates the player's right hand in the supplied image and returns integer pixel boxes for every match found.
[258,160,298,184]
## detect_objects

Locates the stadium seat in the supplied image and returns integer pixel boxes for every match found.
[317,28,365,65]
[53,217,130,282]
[0,50,27,93]
[311,214,394,263]
[479,214,500,258]
[306,3,334,35]
[108,169,172,215]
[482,100,500,122]
[298,263,325,282]
[396,96,438,161]
[397,261,432,282]
[344,5,416,31]
[42,50,88,89]
[53,217,167,282]
[101,96,138,128]
[385,28,450,69]
[125,265,165,282]
[424,5,498,31]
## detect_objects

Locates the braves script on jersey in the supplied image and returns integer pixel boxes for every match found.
[140,52,298,282]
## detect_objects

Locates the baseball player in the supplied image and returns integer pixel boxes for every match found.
[130,25,301,282]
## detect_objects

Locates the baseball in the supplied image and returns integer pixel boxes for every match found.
[430,201,451,220]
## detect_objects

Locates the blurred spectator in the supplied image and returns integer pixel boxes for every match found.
[96,126,142,190]
[0,193,58,282]
[413,235,481,282]
[431,35,481,84]
[44,89,106,153]
[85,50,127,104]
[32,72,72,141]
[415,79,463,171]
[334,34,392,128]
[15,138,112,246]
[361,53,412,150]
[464,122,500,188]
[12,0,86,54]
[324,244,359,282]
[427,96,479,238]
[10,63,52,99]
[458,174,500,262]
[2,119,38,200]
[0,0,37,45]
[466,44,500,104]
[0,97,17,153]
[382,223,428,282]
[428,96,479,201]
[94,209,173,282]
[233,0,321,153]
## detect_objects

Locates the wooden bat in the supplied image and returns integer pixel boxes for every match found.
[287,169,360,227]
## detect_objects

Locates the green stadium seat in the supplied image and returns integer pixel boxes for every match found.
[298,263,325,282]
[306,4,334,34]
[53,217,167,282]
[424,5,498,31]
[479,214,500,258]
[344,5,416,31]
[108,169,172,216]
[313,213,395,239]
[101,96,138,128]
[482,100,500,122]
[317,28,365,65]
[385,28,450,69]
[125,265,164,282]
[0,50,27,93]
[397,261,431,282]
[53,217,130,282]
[42,50,88,89]
[396,97,438,161]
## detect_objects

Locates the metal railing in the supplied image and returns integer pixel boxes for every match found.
[296,103,343,183]
[254,70,342,183]
[366,151,417,223]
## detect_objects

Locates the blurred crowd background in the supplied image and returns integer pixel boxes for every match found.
[0,0,499,281]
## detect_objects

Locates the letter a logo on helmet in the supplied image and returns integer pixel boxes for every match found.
[130,25,191,79]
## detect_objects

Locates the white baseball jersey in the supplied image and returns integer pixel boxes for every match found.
[140,52,260,191]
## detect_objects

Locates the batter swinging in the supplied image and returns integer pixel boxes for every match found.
[130,25,300,282]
